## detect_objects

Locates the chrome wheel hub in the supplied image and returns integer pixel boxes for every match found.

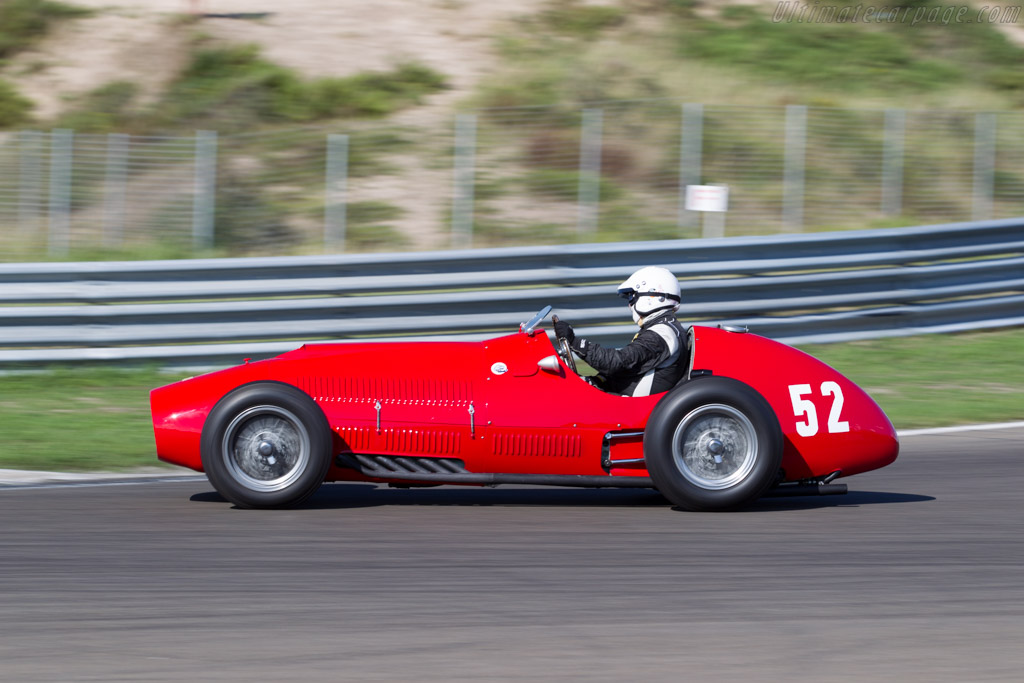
[671,404,758,490]
[222,405,310,492]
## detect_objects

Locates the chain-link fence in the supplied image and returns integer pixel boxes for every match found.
[2,102,1023,260]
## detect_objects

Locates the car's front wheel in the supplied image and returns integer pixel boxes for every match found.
[644,377,782,511]
[201,382,333,508]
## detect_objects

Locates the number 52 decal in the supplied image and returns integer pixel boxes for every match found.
[788,382,849,437]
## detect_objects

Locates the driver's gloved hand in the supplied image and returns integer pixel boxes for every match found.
[553,319,575,344]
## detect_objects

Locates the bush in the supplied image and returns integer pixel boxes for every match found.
[597,203,684,242]
[679,5,961,91]
[0,0,90,59]
[0,79,33,128]
[347,223,410,251]
[55,81,138,133]
[522,168,625,202]
[347,201,405,225]
[214,171,296,254]
[158,44,447,129]
[342,201,409,251]
[474,218,575,247]
[541,0,627,38]
[985,68,1024,92]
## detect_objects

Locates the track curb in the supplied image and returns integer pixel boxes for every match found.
[897,421,1024,437]
[0,467,203,487]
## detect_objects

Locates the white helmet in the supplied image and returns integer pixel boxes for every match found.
[617,266,681,325]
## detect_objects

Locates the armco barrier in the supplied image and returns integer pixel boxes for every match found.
[0,218,1022,364]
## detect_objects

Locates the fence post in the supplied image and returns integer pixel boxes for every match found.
[324,133,349,251]
[882,109,905,216]
[103,133,130,248]
[973,112,996,221]
[192,130,217,252]
[678,103,703,232]
[577,108,603,236]
[18,130,43,234]
[47,129,73,256]
[451,113,477,248]
[783,105,807,231]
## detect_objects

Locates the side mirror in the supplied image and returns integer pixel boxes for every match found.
[520,305,553,336]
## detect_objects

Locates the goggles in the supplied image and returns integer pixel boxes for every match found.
[617,288,680,306]
[617,288,641,306]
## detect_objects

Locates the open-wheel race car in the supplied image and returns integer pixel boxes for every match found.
[150,306,899,511]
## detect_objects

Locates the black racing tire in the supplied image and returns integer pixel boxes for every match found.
[644,376,783,512]
[201,382,333,509]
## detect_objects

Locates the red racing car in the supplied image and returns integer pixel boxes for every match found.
[150,306,898,511]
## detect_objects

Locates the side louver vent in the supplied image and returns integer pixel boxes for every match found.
[491,432,582,458]
[298,376,472,405]
[336,454,468,478]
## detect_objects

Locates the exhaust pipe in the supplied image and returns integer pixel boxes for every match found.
[764,471,846,497]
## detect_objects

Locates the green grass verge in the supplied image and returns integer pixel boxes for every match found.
[1,327,1022,472]
[797,326,1024,429]
[0,367,191,472]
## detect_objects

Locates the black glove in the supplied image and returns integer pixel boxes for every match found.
[553,319,575,344]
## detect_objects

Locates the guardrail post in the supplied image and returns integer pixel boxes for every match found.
[103,133,130,248]
[451,113,477,248]
[783,105,807,231]
[577,108,603,235]
[192,130,217,252]
[882,109,905,216]
[973,112,996,221]
[18,130,44,234]
[324,133,349,252]
[47,128,73,256]
[678,103,703,232]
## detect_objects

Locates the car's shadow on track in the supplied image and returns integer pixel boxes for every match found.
[191,485,671,509]
[190,485,934,511]
[741,490,935,513]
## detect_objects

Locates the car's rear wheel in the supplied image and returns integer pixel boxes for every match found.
[201,382,333,508]
[644,376,782,511]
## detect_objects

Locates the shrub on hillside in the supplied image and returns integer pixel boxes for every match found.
[159,44,447,129]
[0,79,33,128]
[0,0,90,58]
[54,81,138,133]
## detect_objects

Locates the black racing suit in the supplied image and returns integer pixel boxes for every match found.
[571,311,689,397]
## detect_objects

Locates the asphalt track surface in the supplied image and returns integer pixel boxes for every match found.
[1,428,1023,682]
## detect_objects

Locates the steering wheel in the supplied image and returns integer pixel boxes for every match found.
[550,315,578,374]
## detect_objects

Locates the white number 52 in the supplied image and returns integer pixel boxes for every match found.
[788,382,850,437]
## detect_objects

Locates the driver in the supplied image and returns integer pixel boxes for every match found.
[553,266,688,397]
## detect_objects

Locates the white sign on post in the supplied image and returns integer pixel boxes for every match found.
[685,184,729,238]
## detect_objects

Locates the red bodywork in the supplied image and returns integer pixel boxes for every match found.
[151,325,898,485]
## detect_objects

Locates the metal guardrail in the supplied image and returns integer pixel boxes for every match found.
[1,218,1022,364]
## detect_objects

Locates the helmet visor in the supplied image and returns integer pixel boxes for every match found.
[617,288,640,306]
[618,288,680,306]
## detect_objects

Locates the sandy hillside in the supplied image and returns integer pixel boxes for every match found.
[11,0,1021,122]
[1,0,570,249]
[5,0,551,121]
